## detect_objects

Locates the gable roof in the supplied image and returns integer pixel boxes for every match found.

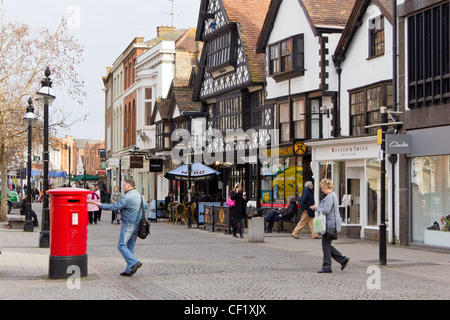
[333,0,393,66]
[151,80,201,125]
[257,0,356,52]
[196,0,271,84]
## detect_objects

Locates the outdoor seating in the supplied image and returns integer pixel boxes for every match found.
[168,202,177,224]
[158,201,168,221]
[190,202,197,224]
[175,203,187,225]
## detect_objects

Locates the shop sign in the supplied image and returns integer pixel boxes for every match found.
[293,140,306,155]
[149,159,163,172]
[386,134,411,154]
[130,156,144,169]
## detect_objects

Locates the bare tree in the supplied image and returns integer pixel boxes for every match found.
[0,1,85,221]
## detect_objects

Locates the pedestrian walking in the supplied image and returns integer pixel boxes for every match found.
[229,182,247,238]
[87,185,101,224]
[310,178,349,273]
[292,181,320,239]
[97,180,147,277]
[110,186,122,224]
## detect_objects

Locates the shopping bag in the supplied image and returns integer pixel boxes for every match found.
[313,212,326,234]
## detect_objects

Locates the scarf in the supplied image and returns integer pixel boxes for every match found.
[91,192,100,200]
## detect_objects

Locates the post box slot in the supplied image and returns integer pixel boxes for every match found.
[68,200,80,203]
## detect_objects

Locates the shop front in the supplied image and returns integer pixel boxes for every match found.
[407,126,450,248]
[260,144,310,209]
[307,136,388,239]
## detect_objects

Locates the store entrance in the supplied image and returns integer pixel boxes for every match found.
[347,178,361,224]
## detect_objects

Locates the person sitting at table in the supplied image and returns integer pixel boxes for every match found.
[165,192,174,210]
[198,192,210,202]
[264,196,297,233]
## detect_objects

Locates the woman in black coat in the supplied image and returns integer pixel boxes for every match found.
[229,182,247,238]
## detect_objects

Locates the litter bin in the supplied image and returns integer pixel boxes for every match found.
[47,187,91,279]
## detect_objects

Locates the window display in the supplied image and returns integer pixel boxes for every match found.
[411,155,450,247]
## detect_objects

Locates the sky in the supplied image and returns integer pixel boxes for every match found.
[3,0,202,140]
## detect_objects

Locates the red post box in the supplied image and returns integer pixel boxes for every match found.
[47,187,91,279]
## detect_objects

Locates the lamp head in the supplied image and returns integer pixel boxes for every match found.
[36,67,56,106]
[23,97,37,125]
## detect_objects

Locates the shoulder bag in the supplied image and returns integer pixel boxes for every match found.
[137,195,150,239]
[324,193,338,241]
[225,192,236,207]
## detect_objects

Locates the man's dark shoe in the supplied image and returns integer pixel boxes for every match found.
[341,257,350,270]
[130,261,142,276]
[317,269,332,273]
[120,272,131,277]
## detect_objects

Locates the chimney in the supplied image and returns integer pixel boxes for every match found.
[157,26,176,38]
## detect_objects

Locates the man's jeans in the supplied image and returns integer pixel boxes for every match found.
[118,223,139,273]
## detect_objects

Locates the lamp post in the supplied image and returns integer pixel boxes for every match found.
[36,67,56,248]
[65,143,71,186]
[23,98,37,232]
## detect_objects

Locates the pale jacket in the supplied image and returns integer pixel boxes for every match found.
[315,191,341,234]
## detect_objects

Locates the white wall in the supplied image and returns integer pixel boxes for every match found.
[339,3,393,136]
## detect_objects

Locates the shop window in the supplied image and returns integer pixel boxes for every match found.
[411,155,450,247]
[260,157,303,208]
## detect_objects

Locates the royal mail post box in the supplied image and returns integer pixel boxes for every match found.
[47,187,91,279]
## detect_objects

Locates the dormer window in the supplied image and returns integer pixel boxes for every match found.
[268,34,305,81]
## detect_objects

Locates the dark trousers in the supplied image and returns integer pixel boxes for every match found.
[264,210,283,231]
[89,211,99,224]
[231,217,243,236]
[321,235,347,271]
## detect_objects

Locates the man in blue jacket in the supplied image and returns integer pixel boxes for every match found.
[292,181,320,239]
[98,180,147,277]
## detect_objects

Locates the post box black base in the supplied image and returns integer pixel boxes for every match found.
[49,254,88,280]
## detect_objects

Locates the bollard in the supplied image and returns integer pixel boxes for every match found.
[248,217,264,243]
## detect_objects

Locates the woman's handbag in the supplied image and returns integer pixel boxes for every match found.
[324,193,338,240]
[137,196,150,239]
[225,194,235,207]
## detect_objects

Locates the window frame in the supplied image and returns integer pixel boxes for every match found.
[268,34,305,81]
[349,81,393,136]
[368,15,385,59]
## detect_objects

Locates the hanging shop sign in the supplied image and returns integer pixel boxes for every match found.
[386,134,411,154]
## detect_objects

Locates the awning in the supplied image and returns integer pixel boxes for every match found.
[164,163,220,181]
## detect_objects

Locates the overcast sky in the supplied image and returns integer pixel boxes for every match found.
[3,0,202,140]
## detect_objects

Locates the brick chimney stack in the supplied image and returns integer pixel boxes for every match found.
[157,26,176,37]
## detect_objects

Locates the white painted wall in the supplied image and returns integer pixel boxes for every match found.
[339,3,393,136]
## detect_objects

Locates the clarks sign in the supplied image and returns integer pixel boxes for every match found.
[386,134,411,154]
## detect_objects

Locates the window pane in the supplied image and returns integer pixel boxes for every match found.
[281,123,290,141]
[279,103,289,123]
[145,88,152,100]
[292,100,305,121]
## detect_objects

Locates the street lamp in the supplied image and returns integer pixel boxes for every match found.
[23,97,37,232]
[36,67,56,248]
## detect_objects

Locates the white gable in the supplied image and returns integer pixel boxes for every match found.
[172,104,180,119]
